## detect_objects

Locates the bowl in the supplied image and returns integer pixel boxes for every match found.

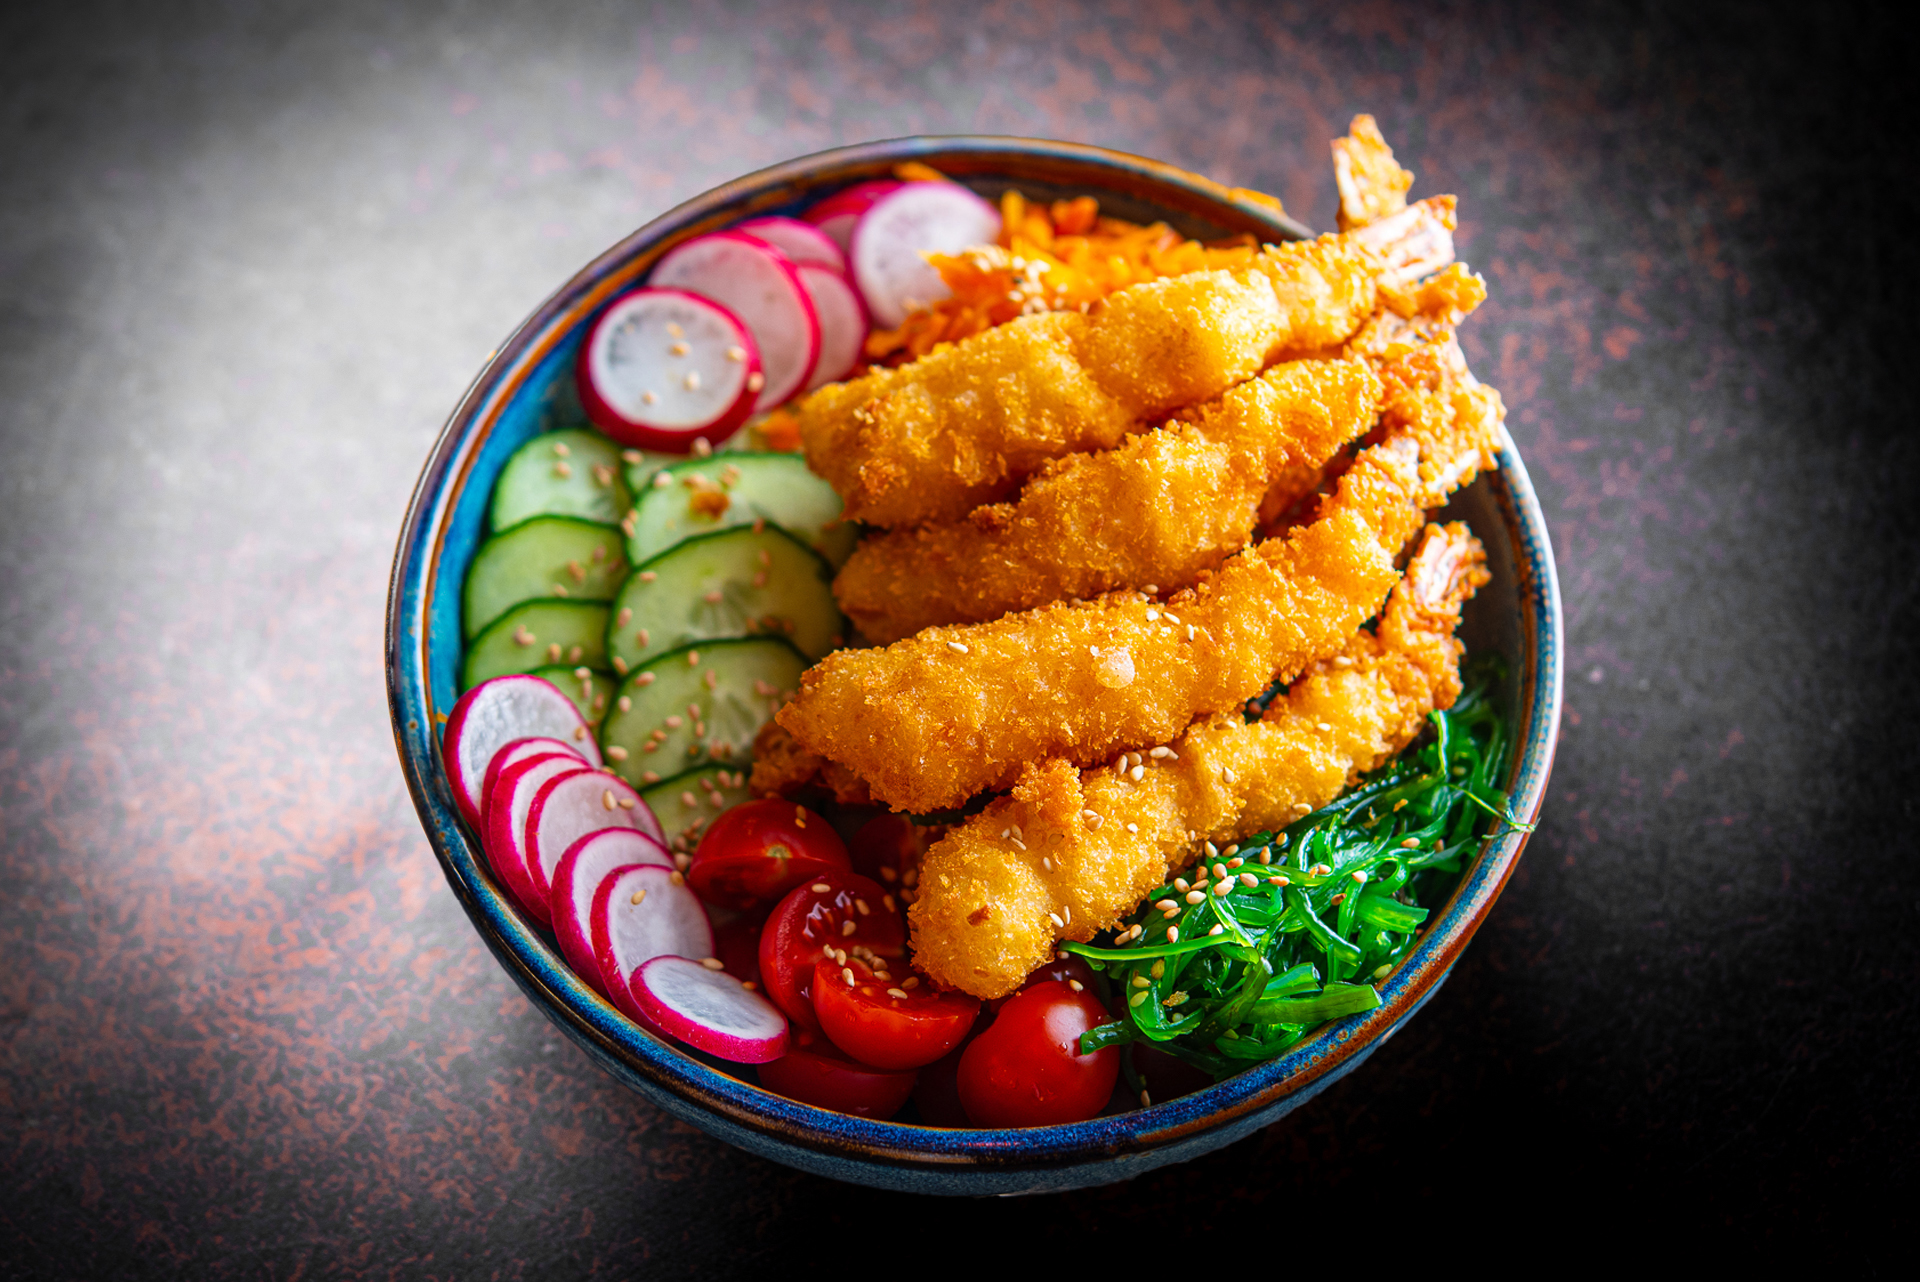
[386,136,1564,1195]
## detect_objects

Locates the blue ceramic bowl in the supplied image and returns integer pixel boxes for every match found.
[386,137,1564,1195]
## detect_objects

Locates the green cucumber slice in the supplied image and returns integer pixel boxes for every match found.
[527,664,615,729]
[617,426,754,494]
[463,601,610,690]
[490,428,633,531]
[640,764,754,849]
[624,453,856,568]
[606,524,843,672]
[599,638,805,787]
[463,517,628,639]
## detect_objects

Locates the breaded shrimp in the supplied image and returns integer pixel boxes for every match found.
[798,201,1456,527]
[776,336,1503,814]
[832,358,1382,643]
[908,522,1489,998]
[1333,114,1415,232]
[748,719,871,806]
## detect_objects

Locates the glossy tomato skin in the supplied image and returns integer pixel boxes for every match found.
[956,980,1119,1128]
[757,872,903,1033]
[756,1045,917,1119]
[846,813,926,887]
[688,800,849,910]
[810,957,979,1070]
[984,954,1098,1016]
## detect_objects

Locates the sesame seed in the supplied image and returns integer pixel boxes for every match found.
[1126,823,1138,834]
[703,589,722,604]
[947,640,969,654]
[669,870,685,886]
[854,899,871,916]
[1154,899,1177,912]
[1166,926,1179,942]
[687,651,700,666]
[883,894,896,912]
[1184,890,1205,905]
[692,437,713,458]
[1140,1090,1152,1106]
[1068,979,1084,992]
[636,673,655,686]
[629,888,647,906]
[607,745,629,761]
[1400,837,1420,848]
[842,967,856,986]
[1145,609,1159,621]
[700,957,725,971]
[1207,924,1225,936]
[618,798,636,810]
[1142,584,1159,595]
[548,643,563,662]
[1149,747,1172,759]
[641,770,659,783]
[1330,892,1345,905]
[612,656,629,675]
[680,791,697,808]
[1239,872,1258,887]
[641,390,658,405]
[886,988,908,1000]
[1048,912,1065,929]
[665,715,682,728]
[1258,848,1273,865]
[747,372,765,392]
[1352,870,1369,883]
[841,919,856,937]
[902,977,918,989]
[811,882,831,893]
[1129,991,1148,1007]
[572,725,586,741]
[1333,655,1352,667]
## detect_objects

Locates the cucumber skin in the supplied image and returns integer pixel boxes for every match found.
[462,601,611,691]
[463,516,629,640]
[606,523,844,672]
[490,428,633,531]
[625,453,856,568]
[598,637,806,787]
[640,764,754,848]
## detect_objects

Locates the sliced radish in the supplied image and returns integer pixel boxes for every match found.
[632,955,790,1063]
[650,231,820,411]
[591,864,714,1027]
[735,217,846,275]
[444,675,599,828]
[550,828,674,996]
[578,287,762,452]
[524,768,663,903]
[480,736,585,822]
[797,263,869,390]
[804,180,902,252]
[482,756,592,925]
[849,182,1002,329]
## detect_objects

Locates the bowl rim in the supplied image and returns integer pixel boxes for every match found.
[386,134,1564,1178]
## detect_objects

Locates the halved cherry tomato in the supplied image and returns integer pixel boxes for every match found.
[810,957,979,1070]
[757,871,904,1033]
[984,954,1098,1016]
[756,1045,917,1119]
[846,813,927,888]
[956,980,1119,1127]
[688,799,850,910]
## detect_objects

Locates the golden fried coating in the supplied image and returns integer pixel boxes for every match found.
[748,720,871,806]
[908,522,1489,997]
[1333,114,1415,232]
[798,209,1456,527]
[832,358,1382,643]
[777,335,1503,815]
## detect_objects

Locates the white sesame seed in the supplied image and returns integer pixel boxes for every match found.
[700,957,725,971]
[1208,924,1225,936]
[1212,881,1232,898]
[1068,979,1084,992]
[841,919,856,937]
[1048,912,1065,929]
[1184,890,1205,905]
[843,967,856,986]
[1126,823,1138,834]
[1129,765,1145,781]
[947,640,969,654]
[1401,837,1420,848]
[1240,873,1259,887]
[607,746,629,761]
[629,888,647,906]
[1166,926,1179,942]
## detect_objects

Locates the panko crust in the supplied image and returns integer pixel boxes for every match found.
[909,522,1489,998]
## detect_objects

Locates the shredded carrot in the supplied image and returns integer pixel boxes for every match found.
[864,188,1264,364]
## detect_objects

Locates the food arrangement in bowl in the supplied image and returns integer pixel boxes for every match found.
[390,117,1562,1191]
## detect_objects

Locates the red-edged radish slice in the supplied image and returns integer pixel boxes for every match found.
[444,675,599,827]
[804,180,902,251]
[480,736,585,821]
[849,183,1002,329]
[550,828,673,996]
[578,287,762,452]
[524,768,662,904]
[650,231,820,411]
[482,756,591,925]
[797,262,869,390]
[632,955,790,1063]
[591,864,714,1027]
[735,216,846,275]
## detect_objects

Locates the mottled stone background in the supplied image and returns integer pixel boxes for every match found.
[3,0,1915,1273]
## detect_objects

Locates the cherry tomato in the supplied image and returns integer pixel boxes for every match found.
[846,813,927,887]
[757,872,904,1033]
[688,800,850,910]
[956,980,1119,1127]
[707,904,768,987]
[756,1045,917,1119]
[984,954,1098,1016]
[810,957,979,1070]
[910,1041,973,1127]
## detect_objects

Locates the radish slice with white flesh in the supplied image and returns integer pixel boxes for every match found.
[804,180,901,252]
[444,675,599,828]
[633,955,790,1063]
[550,828,673,997]
[578,287,762,452]
[849,182,1003,329]
[591,864,714,1027]
[735,217,846,275]
[797,263,869,390]
[483,756,591,925]
[480,736,585,821]
[525,769,663,904]
[650,231,820,412]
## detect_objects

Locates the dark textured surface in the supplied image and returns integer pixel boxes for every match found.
[3,0,1916,1273]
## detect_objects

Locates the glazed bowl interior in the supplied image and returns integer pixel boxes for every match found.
[387,137,1563,1195]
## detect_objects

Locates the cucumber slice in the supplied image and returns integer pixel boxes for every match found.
[463,517,628,639]
[527,664,615,728]
[463,601,610,690]
[624,453,856,568]
[490,428,633,531]
[606,525,843,673]
[599,638,805,787]
[640,764,754,849]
